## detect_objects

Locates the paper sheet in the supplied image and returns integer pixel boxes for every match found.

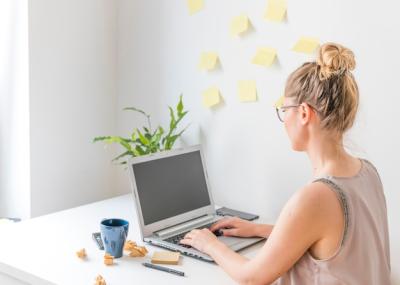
[264,0,287,22]
[202,87,221,107]
[187,0,204,15]
[199,52,219,70]
[252,47,277,67]
[238,81,257,102]
[230,14,249,36]
[292,37,320,53]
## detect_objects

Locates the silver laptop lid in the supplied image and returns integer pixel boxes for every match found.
[128,145,215,237]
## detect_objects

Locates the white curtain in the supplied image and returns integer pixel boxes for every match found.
[0,0,30,219]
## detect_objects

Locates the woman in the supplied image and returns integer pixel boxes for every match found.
[180,42,391,284]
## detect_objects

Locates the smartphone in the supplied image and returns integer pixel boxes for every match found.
[216,207,259,221]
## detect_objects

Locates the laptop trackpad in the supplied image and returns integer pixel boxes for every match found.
[218,236,244,247]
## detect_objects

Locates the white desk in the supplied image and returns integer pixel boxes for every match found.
[0,194,265,285]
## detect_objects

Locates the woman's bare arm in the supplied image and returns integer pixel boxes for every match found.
[205,182,341,285]
[210,217,274,238]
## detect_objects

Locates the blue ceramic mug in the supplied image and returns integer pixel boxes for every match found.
[100,218,129,258]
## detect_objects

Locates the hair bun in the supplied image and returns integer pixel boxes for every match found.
[316,42,356,80]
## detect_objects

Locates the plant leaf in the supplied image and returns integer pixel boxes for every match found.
[112,150,134,162]
[132,148,140,156]
[118,139,132,151]
[165,135,179,150]
[175,111,188,125]
[93,136,112,143]
[151,131,162,145]
[137,129,150,146]
[124,107,152,132]
[123,107,150,118]
[94,136,133,151]
[135,145,146,155]
[168,106,176,131]
[177,94,183,117]
[168,111,187,136]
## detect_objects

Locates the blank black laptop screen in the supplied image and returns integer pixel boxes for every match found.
[132,150,211,225]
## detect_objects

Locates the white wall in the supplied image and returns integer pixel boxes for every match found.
[0,0,30,219]
[28,0,119,217]
[116,0,400,282]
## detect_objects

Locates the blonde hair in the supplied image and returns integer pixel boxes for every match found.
[284,42,359,134]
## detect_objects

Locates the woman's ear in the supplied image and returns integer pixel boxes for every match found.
[299,103,312,125]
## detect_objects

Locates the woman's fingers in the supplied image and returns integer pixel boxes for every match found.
[210,218,236,231]
[221,228,239,237]
[183,229,199,239]
[183,232,193,239]
[179,238,191,245]
[180,229,198,245]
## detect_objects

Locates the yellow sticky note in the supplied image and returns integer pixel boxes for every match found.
[292,37,320,53]
[202,87,221,108]
[252,47,277,67]
[199,52,219,70]
[187,0,203,15]
[238,81,257,102]
[274,95,285,108]
[265,0,287,22]
[230,14,249,36]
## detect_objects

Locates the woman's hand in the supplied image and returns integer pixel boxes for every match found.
[179,217,274,255]
[210,217,272,238]
[179,228,221,255]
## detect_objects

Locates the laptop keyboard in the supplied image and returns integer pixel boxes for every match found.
[164,222,221,248]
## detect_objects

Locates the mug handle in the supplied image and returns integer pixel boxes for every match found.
[123,223,129,237]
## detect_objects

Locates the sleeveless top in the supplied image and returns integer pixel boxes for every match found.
[273,159,391,285]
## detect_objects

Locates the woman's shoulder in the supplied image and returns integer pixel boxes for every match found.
[359,158,383,185]
[360,158,380,174]
[286,182,343,221]
[292,182,341,205]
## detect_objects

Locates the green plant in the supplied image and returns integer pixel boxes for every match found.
[94,95,189,164]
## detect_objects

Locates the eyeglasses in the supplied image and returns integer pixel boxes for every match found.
[276,104,300,122]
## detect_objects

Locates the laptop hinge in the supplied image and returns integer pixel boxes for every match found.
[154,214,215,238]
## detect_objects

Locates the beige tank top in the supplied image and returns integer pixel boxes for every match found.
[273,159,391,285]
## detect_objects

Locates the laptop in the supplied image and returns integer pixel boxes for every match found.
[127,145,264,262]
